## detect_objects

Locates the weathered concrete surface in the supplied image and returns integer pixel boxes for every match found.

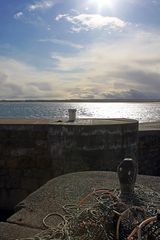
[0,171,159,240]
[139,122,160,176]
[0,118,138,210]
[139,121,160,131]
[0,118,137,125]
[0,222,39,240]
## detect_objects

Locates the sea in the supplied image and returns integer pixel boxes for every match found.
[0,101,160,123]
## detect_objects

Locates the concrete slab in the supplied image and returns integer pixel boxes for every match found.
[7,171,160,230]
[0,171,159,240]
[139,121,160,131]
[7,172,118,230]
[0,222,39,240]
[2,118,160,129]
[0,118,137,126]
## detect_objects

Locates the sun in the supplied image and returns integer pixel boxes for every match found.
[88,0,115,12]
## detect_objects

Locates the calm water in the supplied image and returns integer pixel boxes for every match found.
[0,102,160,123]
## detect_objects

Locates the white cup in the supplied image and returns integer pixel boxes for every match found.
[68,109,76,122]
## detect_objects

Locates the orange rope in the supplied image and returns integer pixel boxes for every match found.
[78,188,118,206]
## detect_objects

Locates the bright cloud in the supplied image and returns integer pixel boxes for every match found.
[55,13,127,31]
[28,0,57,11]
[1,29,160,99]
[50,29,160,98]
[1,28,160,100]
[0,57,65,99]
[14,12,23,19]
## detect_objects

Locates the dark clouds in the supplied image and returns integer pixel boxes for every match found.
[113,70,160,89]
[103,89,160,99]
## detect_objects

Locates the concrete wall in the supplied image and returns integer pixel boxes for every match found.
[0,119,138,210]
[0,124,52,210]
[138,130,160,176]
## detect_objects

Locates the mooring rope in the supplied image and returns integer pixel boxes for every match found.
[16,188,160,240]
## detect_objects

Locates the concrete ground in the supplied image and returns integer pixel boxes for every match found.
[0,118,138,126]
[0,171,160,240]
[139,121,160,131]
[1,117,160,129]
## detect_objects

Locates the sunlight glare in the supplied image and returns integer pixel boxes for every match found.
[88,0,115,12]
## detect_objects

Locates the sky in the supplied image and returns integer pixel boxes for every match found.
[0,0,160,100]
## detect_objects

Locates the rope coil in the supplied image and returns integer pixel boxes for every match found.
[16,188,160,240]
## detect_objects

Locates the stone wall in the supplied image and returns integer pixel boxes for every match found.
[0,119,138,210]
[138,130,160,176]
[0,124,52,210]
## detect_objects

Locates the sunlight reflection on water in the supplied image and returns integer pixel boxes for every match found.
[75,102,160,122]
[0,102,160,123]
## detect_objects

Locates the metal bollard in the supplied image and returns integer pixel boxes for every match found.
[117,158,138,197]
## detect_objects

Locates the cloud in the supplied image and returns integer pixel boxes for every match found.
[31,82,52,91]
[0,73,8,83]
[0,57,64,99]
[38,38,83,49]
[13,1,58,29]
[28,0,58,11]
[103,89,160,99]
[14,12,48,28]
[55,13,127,32]
[49,28,160,99]
[55,14,69,21]
[1,27,160,100]
[14,12,23,19]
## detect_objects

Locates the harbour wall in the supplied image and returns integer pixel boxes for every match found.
[0,119,160,212]
[0,119,138,210]
[138,129,160,176]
